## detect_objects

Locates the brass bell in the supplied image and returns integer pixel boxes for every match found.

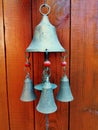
[26,15,65,52]
[20,74,37,102]
[56,75,73,102]
[36,76,57,114]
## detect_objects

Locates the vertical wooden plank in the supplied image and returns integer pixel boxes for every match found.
[4,0,35,130]
[70,0,98,130]
[0,0,9,130]
[32,0,70,129]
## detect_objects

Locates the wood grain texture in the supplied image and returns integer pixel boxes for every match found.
[1,0,98,130]
[4,0,35,130]
[32,0,70,129]
[70,0,98,130]
[0,0,9,130]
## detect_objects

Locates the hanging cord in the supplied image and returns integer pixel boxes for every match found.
[24,52,31,75]
[44,0,47,5]
[46,114,49,130]
[61,51,69,75]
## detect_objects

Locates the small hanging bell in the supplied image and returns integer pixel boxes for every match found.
[20,73,37,102]
[36,76,57,114]
[56,75,73,102]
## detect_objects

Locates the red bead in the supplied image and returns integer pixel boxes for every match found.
[61,61,67,66]
[25,62,31,67]
[44,60,51,67]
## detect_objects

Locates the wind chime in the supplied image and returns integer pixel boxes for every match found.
[20,0,73,129]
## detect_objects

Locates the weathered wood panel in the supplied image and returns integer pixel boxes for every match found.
[4,0,35,130]
[0,0,9,129]
[70,0,98,130]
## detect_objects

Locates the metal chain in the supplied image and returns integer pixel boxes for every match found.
[63,66,66,75]
[24,52,31,75]
[43,67,51,78]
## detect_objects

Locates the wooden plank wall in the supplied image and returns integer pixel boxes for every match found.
[70,0,98,130]
[0,0,98,130]
[0,0,9,129]
[3,0,35,130]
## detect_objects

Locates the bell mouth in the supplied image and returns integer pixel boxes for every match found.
[26,48,65,52]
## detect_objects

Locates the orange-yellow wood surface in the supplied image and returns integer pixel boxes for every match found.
[0,0,98,130]
[70,0,98,130]
[3,1,35,130]
[0,0,9,130]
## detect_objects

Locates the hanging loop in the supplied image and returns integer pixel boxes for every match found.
[44,0,47,5]
[39,4,51,16]
[25,52,30,60]
[24,52,30,63]
[61,50,69,61]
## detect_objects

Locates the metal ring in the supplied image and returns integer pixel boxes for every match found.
[39,4,51,16]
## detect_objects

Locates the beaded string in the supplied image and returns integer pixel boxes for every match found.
[61,51,68,75]
[24,52,31,75]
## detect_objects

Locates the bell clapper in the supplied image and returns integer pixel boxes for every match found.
[46,114,49,130]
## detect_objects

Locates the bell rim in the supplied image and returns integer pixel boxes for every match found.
[20,96,36,102]
[34,83,57,90]
[56,96,74,102]
[26,48,66,52]
[36,107,57,114]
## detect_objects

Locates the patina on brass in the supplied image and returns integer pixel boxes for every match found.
[56,75,74,102]
[36,76,57,114]
[20,73,36,102]
[34,83,57,90]
[26,4,65,52]
[34,69,57,90]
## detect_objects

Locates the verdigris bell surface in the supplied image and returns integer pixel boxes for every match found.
[34,74,57,90]
[26,15,65,52]
[35,69,57,90]
[36,76,57,114]
[20,74,36,102]
[34,83,57,90]
[56,75,74,102]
